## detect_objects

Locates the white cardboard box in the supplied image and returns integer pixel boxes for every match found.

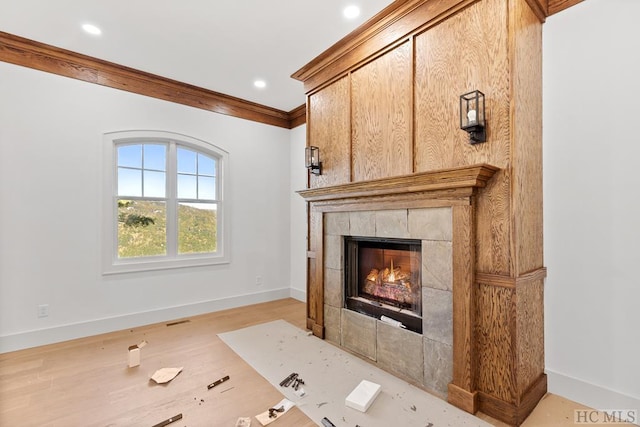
[128,345,140,367]
[345,380,381,412]
[127,340,147,368]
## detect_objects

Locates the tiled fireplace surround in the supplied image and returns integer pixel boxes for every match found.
[299,165,499,412]
[323,208,454,396]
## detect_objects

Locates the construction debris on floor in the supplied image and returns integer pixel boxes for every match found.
[235,417,252,427]
[127,340,147,368]
[345,379,382,413]
[255,398,294,426]
[207,374,230,389]
[279,372,306,397]
[321,416,336,427]
[150,413,182,427]
[150,367,183,384]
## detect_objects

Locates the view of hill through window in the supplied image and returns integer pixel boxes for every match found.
[118,200,217,258]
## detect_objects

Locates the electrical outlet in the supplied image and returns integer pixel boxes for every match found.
[37,304,49,318]
[256,276,263,286]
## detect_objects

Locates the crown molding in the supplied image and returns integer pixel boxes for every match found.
[292,0,587,93]
[290,0,478,93]
[0,31,306,129]
[547,0,584,16]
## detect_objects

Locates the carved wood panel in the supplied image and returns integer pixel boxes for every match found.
[351,41,413,182]
[512,0,544,275]
[414,0,512,275]
[516,277,545,398]
[475,282,516,403]
[308,77,351,188]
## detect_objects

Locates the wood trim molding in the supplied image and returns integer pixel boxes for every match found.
[478,373,547,425]
[448,383,479,414]
[291,0,477,93]
[292,0,586,94]
[0,31,306,129]
[297,164,499,202]
[523,0,548,22]
[548,0,584,16]
[288,103,307,128]
[476,267,547,289]
[451,204,477,403]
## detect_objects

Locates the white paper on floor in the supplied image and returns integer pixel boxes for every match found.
[218,319,490,427]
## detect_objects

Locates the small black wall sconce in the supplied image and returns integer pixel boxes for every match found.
[305,146,322,175]
[460,90,486,144]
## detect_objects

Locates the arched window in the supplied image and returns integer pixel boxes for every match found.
[103,131,229,273]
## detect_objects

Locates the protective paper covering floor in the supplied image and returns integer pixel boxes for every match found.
[219,319,490,427]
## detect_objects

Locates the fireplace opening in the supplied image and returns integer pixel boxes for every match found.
[344,236,422,333]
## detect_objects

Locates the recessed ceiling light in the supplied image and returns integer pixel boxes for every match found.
[254,80,267,89]
[343,5,361,19]
[82,23,102,36]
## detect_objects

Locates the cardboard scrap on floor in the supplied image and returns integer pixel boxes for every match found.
[255,398,294,426]
[150,367,183,384]
[235,417,251,427]
[127,340,148,367]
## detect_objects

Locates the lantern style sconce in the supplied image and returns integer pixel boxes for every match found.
[460,90,486,144]
[305,146,322,175]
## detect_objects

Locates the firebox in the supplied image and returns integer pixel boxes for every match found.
[344,236,422,333]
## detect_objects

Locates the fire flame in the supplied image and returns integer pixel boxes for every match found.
[387,259,395,282]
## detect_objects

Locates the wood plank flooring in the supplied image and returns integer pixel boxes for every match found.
[0,298,606,426]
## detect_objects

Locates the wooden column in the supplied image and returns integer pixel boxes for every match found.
[306,207,325,337]
[448,203,478,413]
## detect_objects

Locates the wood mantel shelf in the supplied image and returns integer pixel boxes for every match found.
[297,164,499,202]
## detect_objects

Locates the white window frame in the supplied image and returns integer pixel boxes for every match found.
[102,130,230,274]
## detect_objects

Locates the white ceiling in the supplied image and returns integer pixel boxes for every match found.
[0,0,395,112]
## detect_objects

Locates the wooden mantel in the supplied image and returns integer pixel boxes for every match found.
[298,164,499,202]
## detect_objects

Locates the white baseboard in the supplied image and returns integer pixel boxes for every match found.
[547,369,640,425]
[289,287,306,302]
[0,288,291,354]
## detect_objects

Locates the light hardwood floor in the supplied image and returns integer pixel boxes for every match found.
[0,298,605,426]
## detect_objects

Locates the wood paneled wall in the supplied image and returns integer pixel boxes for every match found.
[415,0,512,275]
[351,41,414,182]
[308,77,351,188]
[296,0,546,424]
[512,0,544,275]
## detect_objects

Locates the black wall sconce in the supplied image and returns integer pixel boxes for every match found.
[305,146,322,175]
[460,90,486,144]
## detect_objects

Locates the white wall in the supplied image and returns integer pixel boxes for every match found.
[0,62,294,352]
[289,124,308,301]
[543,0,640,414]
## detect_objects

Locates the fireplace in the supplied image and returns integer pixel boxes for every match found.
[344,236,422,333]
[300,165,504,412]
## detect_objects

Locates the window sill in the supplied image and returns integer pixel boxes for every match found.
[102,254,230,275]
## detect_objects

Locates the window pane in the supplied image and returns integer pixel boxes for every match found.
[117,200,166,258]
[198,153,216,176]
[178,174,197,199]
[118,145,142,168]
[118,168,142,197]
[144,170,165,198]
[177,147,196,174]
[198,176,216,200]
[178,203,217,254]
[144,144,166,171]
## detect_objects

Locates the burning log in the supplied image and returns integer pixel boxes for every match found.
[363,260,416,306]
